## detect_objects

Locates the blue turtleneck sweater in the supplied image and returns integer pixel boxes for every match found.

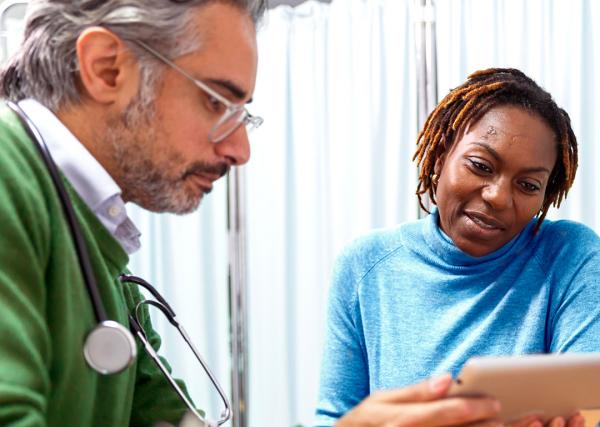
[315,211,600,425]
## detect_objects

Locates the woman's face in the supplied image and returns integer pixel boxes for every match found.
[434,105,558,257]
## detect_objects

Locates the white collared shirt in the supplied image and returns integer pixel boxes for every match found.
[18,99,141,254]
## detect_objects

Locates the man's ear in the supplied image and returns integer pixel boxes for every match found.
[76,27,139,107]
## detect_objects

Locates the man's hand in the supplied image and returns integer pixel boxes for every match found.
[335,374,586,427]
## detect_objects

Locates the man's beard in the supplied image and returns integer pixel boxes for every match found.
[105,98,229,215]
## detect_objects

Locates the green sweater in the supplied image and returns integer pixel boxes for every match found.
[0,106,187,426]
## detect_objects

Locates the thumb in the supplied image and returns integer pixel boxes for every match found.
[375,373,453,403]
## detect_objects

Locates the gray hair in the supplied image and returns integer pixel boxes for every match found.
[0,0,267,111]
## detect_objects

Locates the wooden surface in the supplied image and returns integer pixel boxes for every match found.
[583,410,600,427]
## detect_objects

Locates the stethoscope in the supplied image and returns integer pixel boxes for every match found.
[7,101,230,427]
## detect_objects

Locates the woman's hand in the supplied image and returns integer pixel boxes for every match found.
[335,374,588,427]
[539,413,586,427]
[335,373,503,427]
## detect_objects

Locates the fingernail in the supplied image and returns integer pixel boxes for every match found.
[554,418,565,427]
[428,373,451,393]
[493,400,502,412]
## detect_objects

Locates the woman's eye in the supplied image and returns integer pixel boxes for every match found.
[520,181,540,193]
[468,159,492,173]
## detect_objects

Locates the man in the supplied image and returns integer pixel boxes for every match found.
[0,0,264,425]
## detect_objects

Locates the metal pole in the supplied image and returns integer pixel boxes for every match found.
[414,0,438,217]
[227,167,248,427]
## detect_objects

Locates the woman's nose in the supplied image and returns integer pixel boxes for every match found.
[481,178,513,210]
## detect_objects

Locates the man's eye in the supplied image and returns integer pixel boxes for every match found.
[207,95,225,113]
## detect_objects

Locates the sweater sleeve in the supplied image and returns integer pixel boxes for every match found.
[0,133,51,426]
[315,246,370,426]
[545,222,600,353]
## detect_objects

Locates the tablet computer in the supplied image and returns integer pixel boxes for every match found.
[447,353,600,423]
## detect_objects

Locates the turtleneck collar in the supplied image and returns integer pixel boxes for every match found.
[422,209,537,268]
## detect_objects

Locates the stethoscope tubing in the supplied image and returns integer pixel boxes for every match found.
[6,101,109,323]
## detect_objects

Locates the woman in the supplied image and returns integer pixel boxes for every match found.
[315,68,600,427]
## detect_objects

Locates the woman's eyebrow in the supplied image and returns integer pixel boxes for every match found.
[522,166,551,174]
[470,141,501,161]
[470,141,551,174]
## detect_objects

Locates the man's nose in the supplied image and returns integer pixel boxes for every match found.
[214,125,251,166]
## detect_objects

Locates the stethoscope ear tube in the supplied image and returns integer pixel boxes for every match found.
[6,101,137,375]
[120,274,176,317]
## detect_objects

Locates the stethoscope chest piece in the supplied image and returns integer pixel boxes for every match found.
[83,320,137,375]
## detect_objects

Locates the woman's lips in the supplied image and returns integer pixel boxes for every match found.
[463,210,506,237]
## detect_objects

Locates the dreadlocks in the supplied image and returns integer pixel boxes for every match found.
[413,68,578,228]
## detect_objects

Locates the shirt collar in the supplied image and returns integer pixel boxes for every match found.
[18,98,122,211]
[17,98,141,254]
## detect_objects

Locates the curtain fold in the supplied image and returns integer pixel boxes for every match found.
[247,1,417,425]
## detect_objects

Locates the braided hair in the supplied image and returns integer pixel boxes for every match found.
[413,68,578,228]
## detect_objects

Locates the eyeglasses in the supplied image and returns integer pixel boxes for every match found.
[134,41,263,143]
[120,274,231,426]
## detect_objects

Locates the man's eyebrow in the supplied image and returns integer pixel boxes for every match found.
[471,141,551,174]
[206,78,252,103]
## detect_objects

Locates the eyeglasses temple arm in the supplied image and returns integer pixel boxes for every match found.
[132,40,233,108]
